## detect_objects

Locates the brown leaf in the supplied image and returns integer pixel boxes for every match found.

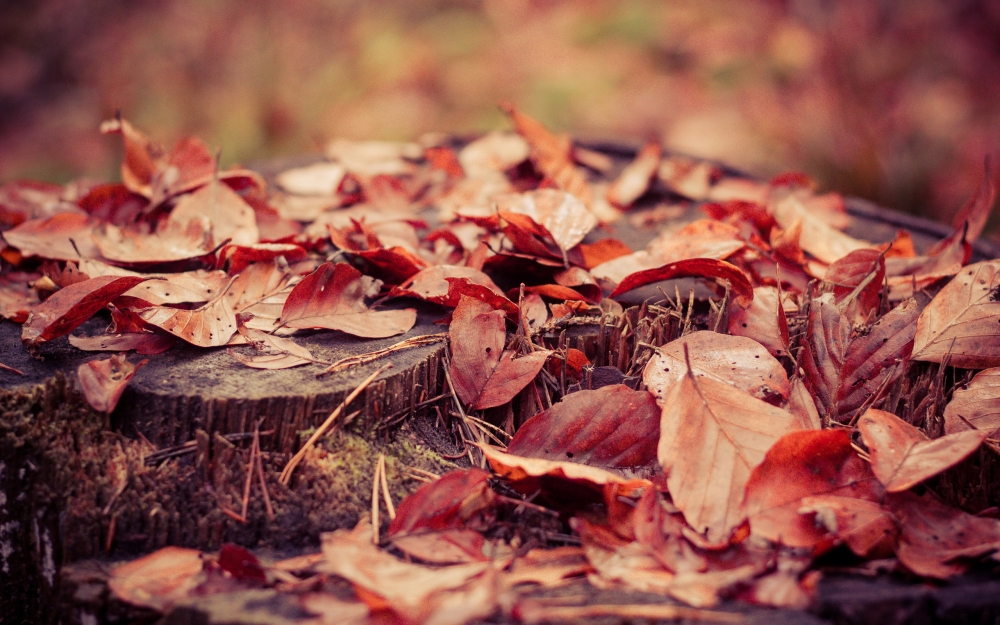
[769,189,870,264]
[609,258,754,305]
[606,141,662,208]
[507,385,660,468]
[494,189,597,253]
[139,289,238,347]
[93,218,214,265]
[501,103,592,205]
[659,372,806,543]
[825,248,886,321]
[79,259,229,306]
[317,523,495,625]
[392,265,503,305]
[891,491,1000,578]
[940,156,996,249]
[389,529,489,565]
[643,331,790,405]
[912,259,1000,368]
[217,243,308,275]
[22,275,149,347]
[742,430,883,549]
[479,444,650,501]
[797,495,897,557]
[834,298,919,418]
[389,468,497,537]
[278,262,415,338]
[77,353,147,413]
[108,546,205,612]
[167,178,259,247]
[69,332,175,355]
[858,408,987,493]
[3,212,101,261]
[228,327,320,370]
[473,349,551,409]
[727,286,791,358]
[800,294,851,420]
[944,367,1000,436]
[457,131,530,175]
[0,273,38,322]
[223,261,298,332]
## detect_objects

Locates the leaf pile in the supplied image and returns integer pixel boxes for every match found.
[3,110,1000,621]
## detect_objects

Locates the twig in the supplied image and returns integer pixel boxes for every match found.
[318,334,446,376]
[0,362,24,375]
[371,455,382,545]
[239,425,258,521]
[253,424,274,521]
[514,602,745,624]
[144,430,274,466]
[280,364,391,485]
[378,454,396,520]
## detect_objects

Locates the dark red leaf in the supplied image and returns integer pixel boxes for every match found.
[609,258,753,306]
[22,275,149,347]
[388,468,496,536]
[218,544,266,583]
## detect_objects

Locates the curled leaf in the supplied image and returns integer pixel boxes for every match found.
[22,275,148,347]
[77,353,147,413]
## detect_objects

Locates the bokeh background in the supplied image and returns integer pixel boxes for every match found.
[1,0,999,229]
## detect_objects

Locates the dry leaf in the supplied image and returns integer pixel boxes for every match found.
[275,162,347,196]
[800,293,851,420]
[108,546,205,612]
[743,430,882,549]
[944,367,1000,436]
[858,408,987,492]
[388,468,497,536]
[494,189,597,253]
[93,218,214,265]
[69,332,175,355]
[659,372,805,543]
[609,258,754,306]
[643,331,790,405]
[506,385,660,468]
[21,275,149,347]
[912,259,1000,368]
[502,103,592,205]
[77,353,147,412]
[139,288,238,347]
[228,327,320,370]
[797,495,897,557]
[167,178,259,247]
[727,286,791,358]
[606,141,661,208]
[769,190,871,264]
[3,212,101,261]
[278,262,416,338]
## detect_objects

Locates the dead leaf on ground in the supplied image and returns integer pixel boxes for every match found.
[727,286,791,358]
[797,495,897,557]
[69,332,175,355]
[388,468,497,536]
[606,141,661,208]
[93,218,214,266]
[769,189,871,264]
[228,326,322,370]
[77,353,147,412]
[858,408,987,493]
[278,262,416,338]
[891,491,1000,578]
[502,103,592,205]
[742,429,882,549]
[108,546,205,612]
[800,293,851,421]
[21,275,149,347]
[494,189,597,253]
[506,385,660,469]
[912,259,1000,368]
[643,331,790,406]
[3,212,101,261]
[944,367,1000,436]
[167,178,259,247]
[139,286,238,347]
[609,258,754,305]
[659,372,806,543]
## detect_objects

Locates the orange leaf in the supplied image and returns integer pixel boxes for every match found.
[606,141,661,208]
[139,289,238,347]
[77,353,147,413]
[858,408,987,492]
[727,286,791,358]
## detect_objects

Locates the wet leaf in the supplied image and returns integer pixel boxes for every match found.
[77,353,147,413]
[278,262,416,338]
[743,430,882,548]
[944,367,1000,436]
[858,408,987,493]
[643,331,790,405]
[506,385,660,468]
[912,259,1000,368]
[659,372,806,543]
[22,275,149,347]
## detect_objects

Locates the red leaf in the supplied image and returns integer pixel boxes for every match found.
[388,468,496,536]
[507,385,660,468]
[502,103,592,205]
[3,212,101,261]
[800,294,851,421]
[77,353,147,413]
[609,258,753,306]
[392,266,504,305]
[473,350,551,410]
[218,544,266,583]
[742,430,882,549]
[279,262,415,338]
[217,243,308,275]
[22,275,149,347]
[825,248,886,320]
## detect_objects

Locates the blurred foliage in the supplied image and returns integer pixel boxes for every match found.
[1,0,998,225]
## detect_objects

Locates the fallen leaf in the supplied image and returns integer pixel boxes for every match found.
[727,286,791,358]
[944,367,1000,436]
[69,332,175,355]
[659,372,805,543]
[743,430,882,549]
[93,218,214,265]
[858,408,987,493]
[502,103,592,205]
[218,243,308,275]
[217,544,266,583]
[457,131,530,176]
[606,141,661,208]
[77,353,147,412]
[3,212,101,260]
[799,294,851,421]
[317,523,495,625]
[891,491,1000,578]
[769,189,871,264]
[108,546,205,612]
[388,468,497,536]
[609,258,754,305]
[78,259,229,306]
[21,275,149,347]
[278,262,416,338]
[643,331,790,405]
[494,189,597,253]
[228,327,321,370]
[275,162,347,196]
[797,495,897,557]
[167,178,259,247]
[389,529,489,565]
[506,385,660,468]
[825,248,886,321]
[139,288,238,347]
[912,259,1000,368]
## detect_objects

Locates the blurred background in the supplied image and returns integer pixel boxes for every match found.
[1,0,998,228]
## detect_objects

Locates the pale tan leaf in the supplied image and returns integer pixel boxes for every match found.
[494,189,597,252]
[167,178,258,247]
[139,289,238,347]
[606,141,661,208]
[858,408,987,492]
[108,546,204,612]
[659,374,805,543]
[769,190,872,264]
[228,327,320,370]
[912,259,1000,368]
[643,331,790,406]
[944,367,1000,437]
[275,162,347,196]
[77,353,146,413]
